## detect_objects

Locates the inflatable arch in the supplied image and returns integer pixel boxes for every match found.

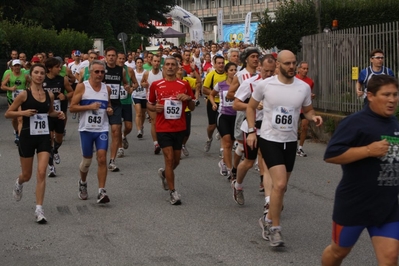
[167,6,204,44]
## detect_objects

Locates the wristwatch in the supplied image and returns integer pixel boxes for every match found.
[248,127,256,134]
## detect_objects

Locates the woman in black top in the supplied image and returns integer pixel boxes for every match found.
[5,63,65,224]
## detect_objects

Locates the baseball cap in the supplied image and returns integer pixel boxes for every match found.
[12,59,21,66]
[73,50,81,56]
[31,56,40,63]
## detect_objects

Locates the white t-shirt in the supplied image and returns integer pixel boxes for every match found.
[125,61,136,70]
[235,74,263,134]
[251,75,312,142]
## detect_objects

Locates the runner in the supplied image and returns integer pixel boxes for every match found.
[203,55,227,153]
[322,75,399,266]
[231,54,276,206]
[116,52,138,158]
[43,58,74,177]
[132,57,146,138]
[6,63,65,223]
[147,56,195,205]
[246,50,322,247]
[141,54,163,154]
[1,59,30,145]
[208,62,237,179]
[295,61,315,157]
[103,47,131,172]
[69,60,113,203]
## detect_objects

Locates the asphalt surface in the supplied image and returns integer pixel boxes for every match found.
[0,95,377,266]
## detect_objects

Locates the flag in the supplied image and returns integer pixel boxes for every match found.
[217,10,224,42]
[244,12,252,44]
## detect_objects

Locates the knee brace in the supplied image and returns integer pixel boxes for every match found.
[235,142,244,157]
[79,158,92,173]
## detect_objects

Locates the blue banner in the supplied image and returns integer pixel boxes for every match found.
[222,23,258,44]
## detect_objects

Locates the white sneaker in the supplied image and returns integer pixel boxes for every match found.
[182,145,189,156]
[13,179,23,201]
[53,152,60,164]
[35,209,47,224]
[48,165,56,177]
[116,148,124,158]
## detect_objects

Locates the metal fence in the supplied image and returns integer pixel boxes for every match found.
[301,21,399,114]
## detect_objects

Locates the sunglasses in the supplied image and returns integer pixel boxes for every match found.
[94,70,105,74]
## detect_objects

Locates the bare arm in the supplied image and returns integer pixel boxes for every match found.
[245,97,260,150]
[128,67,139,90]
[1,74,15,91]
[356,80,364,97]
[226,76,239,99]
[302,105,323,127]
[64,77,74,100]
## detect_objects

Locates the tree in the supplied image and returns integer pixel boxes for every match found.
[257,0,318,54]
[1,0,177,48]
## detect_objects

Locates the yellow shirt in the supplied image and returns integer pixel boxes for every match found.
[203,70,227,103]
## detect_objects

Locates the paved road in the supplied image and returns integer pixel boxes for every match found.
[0,95,376,265]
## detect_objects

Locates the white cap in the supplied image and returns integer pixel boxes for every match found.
[12,59,21,66]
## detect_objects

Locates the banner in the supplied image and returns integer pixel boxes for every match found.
[244,12,252,44]
[223,23,258,44]
[217,10,223,42]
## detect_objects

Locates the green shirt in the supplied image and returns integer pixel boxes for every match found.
[143,63,153,71]
[120,65,132,104]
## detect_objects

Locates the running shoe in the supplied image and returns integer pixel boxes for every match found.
[72,113,77,119]
[97,189,110,204]
[218,160,228,176]
[158,168,169,190]
[78,181,88,200]
[170,190,181,205]
[269,228,284,247]
[137,130,143,139]
[215,131,221,140]
[182,145,189,156]
[35,209,47,224]
[219,148,224,158]
[232,141,238,151]
[53,152,60,164]
[116,148,124,158]
[14,134,19,145]
[122,137,129,149]
[231,180,244,205]
[204,138,213,152]
[258,217,272,241]
[108,161,120,172]
[13,179,23,201]
[195,100,200,106]
[296,148,307,157]
[48,165,56,177]
[154,144,161,155]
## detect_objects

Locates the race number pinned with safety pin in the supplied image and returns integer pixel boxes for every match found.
[12,89,23,100]
[271,106,294,131]
[119,86,128,99]
[110,84,120,99]
[30,113,49,135]
[53,99,61,111]
[164,98,182,119]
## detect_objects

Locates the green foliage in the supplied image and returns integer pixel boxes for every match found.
[1,0,176,50]
[320,0,399,30]
[257,0,318,54]
[257,0,399,54]
[0,20,92,58]
[324,117,336,134]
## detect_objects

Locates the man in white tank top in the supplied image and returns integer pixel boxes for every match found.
[141,54,163,154]
[69,60,114,204]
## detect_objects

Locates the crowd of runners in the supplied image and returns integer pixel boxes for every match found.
[2,43,399,265]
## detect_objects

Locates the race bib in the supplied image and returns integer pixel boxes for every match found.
[84,109,105,130]
[271,106,294,132]
[164,99,182,119]
[12,89,23,100]
[223,93,234,107]
[110,84,120,99]
[30,114,49,135]
[53,99,61,111]
[136,87,145,93]
[119,87,128,99]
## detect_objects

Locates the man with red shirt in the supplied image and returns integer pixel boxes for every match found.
[295,61,315,157]
[181,49,199,77]
[147,56,195,205]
